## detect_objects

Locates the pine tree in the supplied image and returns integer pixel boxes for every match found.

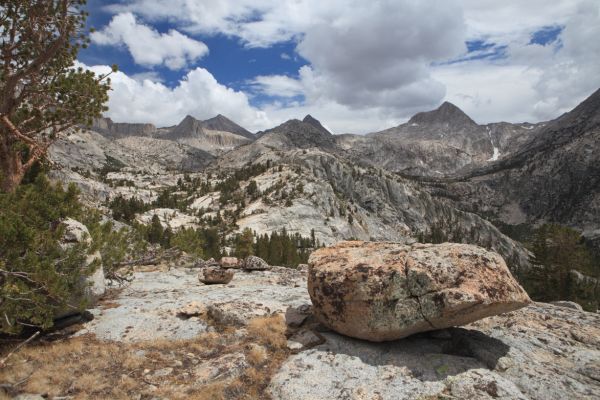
[235,228,255,259]
[0,1,112,192]
[0,175,92,333]
[147,214,164,244]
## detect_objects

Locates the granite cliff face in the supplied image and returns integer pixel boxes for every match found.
[92,117,157,138]
[91,114,254,155]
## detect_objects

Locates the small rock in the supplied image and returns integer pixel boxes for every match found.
[153,367,173,377]
[286,329,325,352]
[220,257,240,269]
[550,301,583,311]
[297,264,309,273]
[176,301,207,318]
[199,267,234,285]
[285,304,312,327]
[243,255,271,271]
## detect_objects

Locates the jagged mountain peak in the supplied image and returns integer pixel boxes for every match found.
[302,114,331,135]
[408,101,477,128]
[167,115,204,139]
[258,117,336,150]
[202,114,254,139]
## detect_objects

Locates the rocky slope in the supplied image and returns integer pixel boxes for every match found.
[214,117,531,271]
[435,88,600,246]
[338,102,543,176]
[161,115,253,154]
[48,90,600,270]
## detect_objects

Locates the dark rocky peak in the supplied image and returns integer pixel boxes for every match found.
[302,114,331,135]
[168,115,205,139]
[259,118,336,149]
[202,114,255,140]
[408,101,478,128]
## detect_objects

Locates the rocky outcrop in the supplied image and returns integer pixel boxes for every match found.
[243,255,270,271]
[308,241,530,341]
[72,262,599,399]
[91,117,157,138]
[199,267,234,284]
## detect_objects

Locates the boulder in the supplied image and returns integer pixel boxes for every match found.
[58,218,106,315]
[308,241,530,341]
[243,255,270,271]
[199,267,234,285]
[220,256,240,269]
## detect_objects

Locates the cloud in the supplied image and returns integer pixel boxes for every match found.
[94,0,600,132]
[435,0,600,123]
[248,75,304,98]
[91,12,208,70]
[77,62,270,131]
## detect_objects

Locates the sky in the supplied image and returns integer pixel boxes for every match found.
[78,0,600,134]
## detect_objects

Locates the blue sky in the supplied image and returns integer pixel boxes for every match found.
[81,0,308,107]
[78,1,600,133]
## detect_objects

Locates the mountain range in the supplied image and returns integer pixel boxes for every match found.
[49,88,600,270]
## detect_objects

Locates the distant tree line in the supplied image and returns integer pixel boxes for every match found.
[519,224,599,311]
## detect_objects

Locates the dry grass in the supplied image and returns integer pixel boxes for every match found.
[0,315,290,399]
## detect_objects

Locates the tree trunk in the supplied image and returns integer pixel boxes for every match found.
[0,136,25,193]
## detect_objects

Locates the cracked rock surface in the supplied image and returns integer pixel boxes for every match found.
[269,303,600,400]
[307,241,531,341]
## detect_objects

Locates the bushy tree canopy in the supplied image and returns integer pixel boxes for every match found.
[0,0,113,192]
[0,175,90,333]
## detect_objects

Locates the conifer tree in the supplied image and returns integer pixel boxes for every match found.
[234,228,254,259]
[0,1,113,192]
[147,214,164,244]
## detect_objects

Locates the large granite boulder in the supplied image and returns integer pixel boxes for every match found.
[308,241,530,341]
[199,266,234,284]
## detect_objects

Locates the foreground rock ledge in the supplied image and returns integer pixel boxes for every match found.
[308,241,531,341]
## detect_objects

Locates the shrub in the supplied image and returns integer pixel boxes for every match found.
[0,175,91,334]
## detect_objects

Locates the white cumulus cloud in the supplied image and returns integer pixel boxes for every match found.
[91,12,209,70]
[93,0,600,132]
[77,62,270,131]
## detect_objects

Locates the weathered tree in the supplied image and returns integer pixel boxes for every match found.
[0,0,113,192]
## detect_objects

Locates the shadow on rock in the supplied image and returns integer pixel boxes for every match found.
[310,327,510,382]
